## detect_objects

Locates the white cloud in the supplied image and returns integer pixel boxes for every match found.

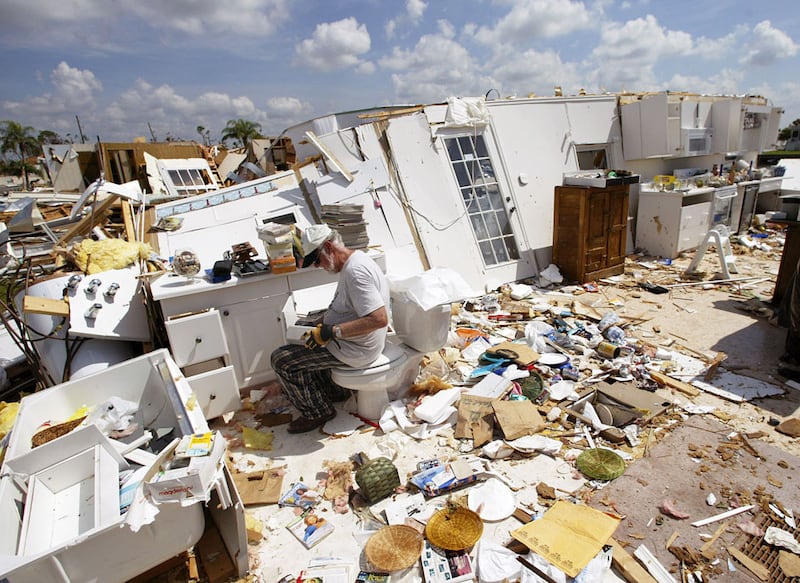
[740,20,798,67]
[266,96,312,116]
[127,0,291,38]
[386,0,428,39]
[2,62,101,117]
[486,48,581,97]
[295,18,372,71]
[473,0,597,46]
[379,26,495,103]
[99,79,275,140]
[593,15,692,65]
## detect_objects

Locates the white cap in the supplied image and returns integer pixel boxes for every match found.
[301,224,332,267]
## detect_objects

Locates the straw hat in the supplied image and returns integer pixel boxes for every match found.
[365,525,424,572]
[425,506,483,551]
[576,448,626,481]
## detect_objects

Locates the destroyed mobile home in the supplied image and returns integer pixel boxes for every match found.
[0,90,799,582]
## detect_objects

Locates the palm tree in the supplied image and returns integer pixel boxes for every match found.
[221,119,263,149]
[1,120,40,190]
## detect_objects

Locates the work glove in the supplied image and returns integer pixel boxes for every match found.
[303,323,335,350]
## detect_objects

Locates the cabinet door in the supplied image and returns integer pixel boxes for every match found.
[219,294,288,388]
[584,190,609,273]
[605,188,629,266]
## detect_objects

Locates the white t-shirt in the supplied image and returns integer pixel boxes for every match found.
[323,251,390,368]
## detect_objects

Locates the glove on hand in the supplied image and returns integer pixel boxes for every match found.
[303,323,335,350]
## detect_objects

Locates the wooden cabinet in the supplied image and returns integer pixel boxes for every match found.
[553,184,629,283]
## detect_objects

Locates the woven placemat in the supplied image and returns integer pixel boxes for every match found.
[425,506,483,551]
[365,525,424,572]
[576,448,626,481]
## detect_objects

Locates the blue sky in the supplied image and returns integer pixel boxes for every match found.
[1,0,798,144]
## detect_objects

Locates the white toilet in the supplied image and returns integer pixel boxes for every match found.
[331,293,452,420]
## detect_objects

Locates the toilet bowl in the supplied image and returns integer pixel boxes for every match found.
[331,341,424,420]
[331,297,451,420]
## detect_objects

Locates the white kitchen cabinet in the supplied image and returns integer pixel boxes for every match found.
[217,294,289,389]
[636,187,715,259]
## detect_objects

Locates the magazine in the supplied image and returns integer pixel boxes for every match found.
[420,540,475,583]
[287,510,335,549]
[279,481,322,509]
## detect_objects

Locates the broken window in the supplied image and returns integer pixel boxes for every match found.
[157,159,218,197]
[444,134,519,266]
[575,145,608,170]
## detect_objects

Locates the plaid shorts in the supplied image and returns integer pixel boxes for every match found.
[270,344,350,418]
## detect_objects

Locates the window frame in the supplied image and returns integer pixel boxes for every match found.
[442,131,520,267]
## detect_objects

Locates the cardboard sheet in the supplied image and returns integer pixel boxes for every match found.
[232,469,284,506]
[510,500,620,577]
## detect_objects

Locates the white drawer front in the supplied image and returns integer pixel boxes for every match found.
[187,365,240,420]
[165,310,229,367]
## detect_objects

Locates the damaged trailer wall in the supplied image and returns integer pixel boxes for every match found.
[296,125,425,278]
[383,97,623,291]
[482,96,622,273]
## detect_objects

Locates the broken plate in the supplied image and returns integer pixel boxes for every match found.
[537,353,569,367]
[467,477,515,522]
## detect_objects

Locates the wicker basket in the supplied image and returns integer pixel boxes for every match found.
[576,448,626,481]
[425,506,483,551]
[31,417,86,448]
[365,525,424,572]
[355,456,400,503]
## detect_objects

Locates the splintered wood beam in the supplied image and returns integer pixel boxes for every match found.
[56,194,120,246]
[23,295,70,317]
[608,538,658,583]
[121,200,136,242]
[648,370,700,397]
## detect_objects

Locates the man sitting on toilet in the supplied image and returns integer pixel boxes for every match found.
[271,224,390,433]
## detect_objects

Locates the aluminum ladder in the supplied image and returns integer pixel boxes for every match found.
[685,224,738,279]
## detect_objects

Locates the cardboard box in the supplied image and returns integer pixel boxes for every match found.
[145,431,226,503]
[270,255,297,274]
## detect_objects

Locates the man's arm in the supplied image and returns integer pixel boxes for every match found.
[334,306,388,339]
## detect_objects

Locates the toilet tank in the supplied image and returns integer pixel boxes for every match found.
[390,293,451,353]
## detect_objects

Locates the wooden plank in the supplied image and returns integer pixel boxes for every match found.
[648,370,701,397]
[121,200,136,242]
[22,295,70,317]
[608,538,658,583]
[56,194,120,245]
[726,546,770,581]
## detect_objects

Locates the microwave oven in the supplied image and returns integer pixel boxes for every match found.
[682,128,713,156]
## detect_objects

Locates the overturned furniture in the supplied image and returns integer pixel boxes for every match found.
[0,349,247,583]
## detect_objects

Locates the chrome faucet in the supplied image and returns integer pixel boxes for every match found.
[104,282,120,298]
[67,274,83,289]
[84,303,102,319]
[86,279,102,294]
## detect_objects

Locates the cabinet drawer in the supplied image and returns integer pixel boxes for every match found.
[186,365,240,420]
[165,310,229,367]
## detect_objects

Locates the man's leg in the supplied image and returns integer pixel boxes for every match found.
[270,344,343,419]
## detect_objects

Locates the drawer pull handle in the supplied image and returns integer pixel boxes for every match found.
[223,310,230,317]
[209,393,216,400]
[195,337,202,344]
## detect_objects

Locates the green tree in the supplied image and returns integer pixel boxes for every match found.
[37,129,63,145]
[778,118,800,142]
[1,120,40,189]
[221,119,263,149]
